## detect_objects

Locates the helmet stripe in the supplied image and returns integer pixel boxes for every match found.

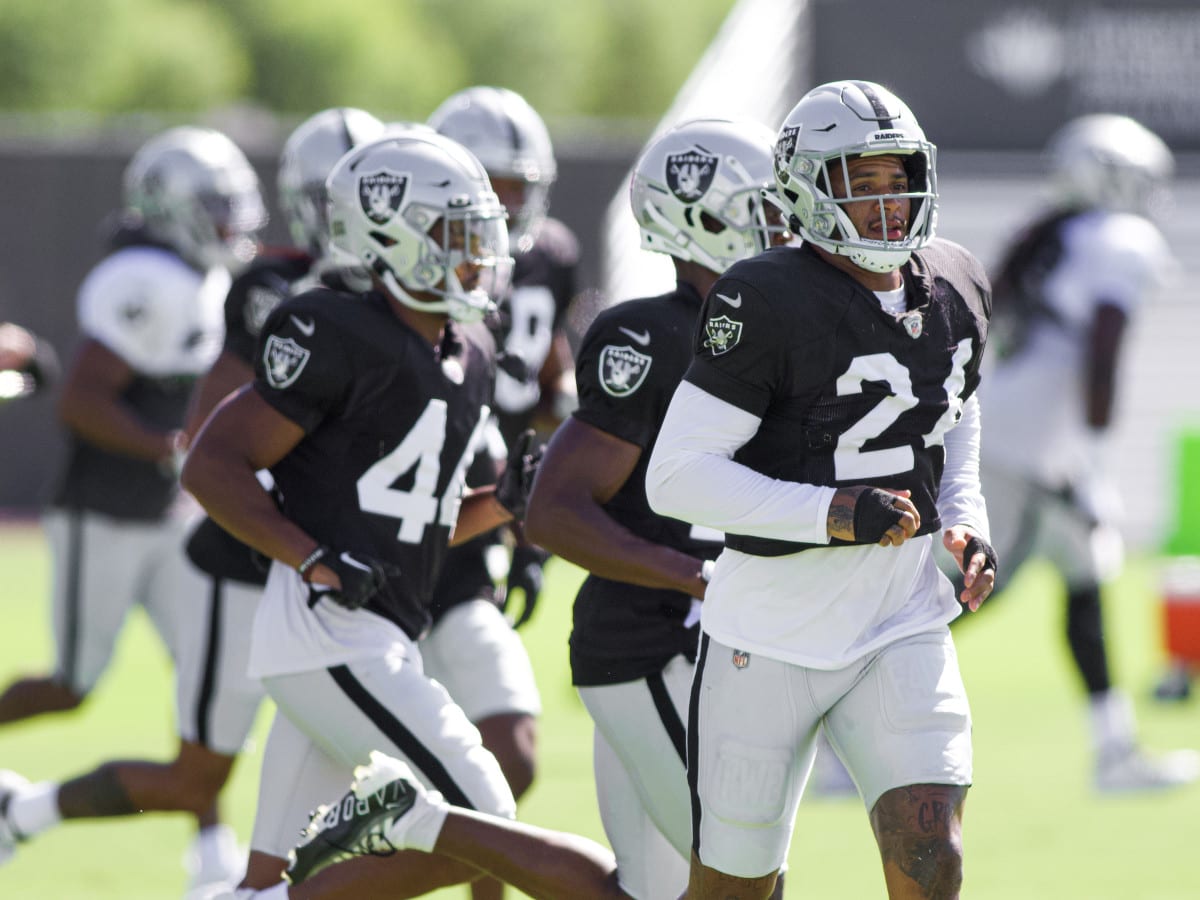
[851,81,895,129]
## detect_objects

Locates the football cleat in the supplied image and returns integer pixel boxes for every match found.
[1095,744,1200,793]
[0,769,31,867]
[286,751,424,884]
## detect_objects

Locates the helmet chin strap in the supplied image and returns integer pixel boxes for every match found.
[375,259,492,324]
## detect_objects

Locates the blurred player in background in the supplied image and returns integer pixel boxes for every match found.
[969,113,1199,792]
[429,84,580,628]
[0,126,266,885]
[0,110,384,897]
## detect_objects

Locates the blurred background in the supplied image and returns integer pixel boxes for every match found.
[2,0,1200,552]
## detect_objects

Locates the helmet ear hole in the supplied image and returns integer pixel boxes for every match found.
[412,260,441,288]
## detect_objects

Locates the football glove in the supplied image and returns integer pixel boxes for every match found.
[852,488,907,543]
[300,546,399,611]
[504,544,548,629]
[495,429,545,521]
[961,535,998,576]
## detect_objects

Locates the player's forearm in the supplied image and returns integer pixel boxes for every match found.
[181,449,314,570]
[526,495,706,596]
[449,488,514,546]
[58,385,180,464]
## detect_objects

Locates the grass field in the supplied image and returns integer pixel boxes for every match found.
[1,521,1197,899]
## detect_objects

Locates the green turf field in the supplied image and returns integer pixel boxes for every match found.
[1,521,1197,899]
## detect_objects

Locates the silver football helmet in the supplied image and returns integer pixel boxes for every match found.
[123,126,267,270]
[1046,114,1174,218]
[630,118,781,274]
[277,107,386,257]
[773,80,937,273]
[427,86,556,252]
[326,132,511,323]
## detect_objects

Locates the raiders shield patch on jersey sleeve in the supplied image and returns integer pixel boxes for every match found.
[599,344,652,397]
[263,334,311,388]
[703,315,743,355]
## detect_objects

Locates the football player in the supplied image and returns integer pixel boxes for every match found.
[429,84,581,634]
[179,131,537,895]
[644,81,995,898]
[968,114,1199,790]
[0,126,266,879]
[524,117,788,900]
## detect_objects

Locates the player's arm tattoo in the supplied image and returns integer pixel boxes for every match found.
[827,487,859,540]
[870,784,965,897]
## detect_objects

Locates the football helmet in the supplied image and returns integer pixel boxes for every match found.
[630,118,781,274]
[277,108,386,256]
[123,126,267,270]
[1046,114,1173,218]
[773,80,937,273]
[326,132,511,323]
[427,86,555,252]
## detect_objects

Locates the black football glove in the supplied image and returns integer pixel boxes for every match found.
[504,544,548,629]
[301,546,399,611]
[495,429,545,521]
[852,488,908,543]
[961,535,998,576]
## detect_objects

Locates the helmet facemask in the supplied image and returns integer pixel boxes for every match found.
[328,134,513,325]
[773,81,939,274]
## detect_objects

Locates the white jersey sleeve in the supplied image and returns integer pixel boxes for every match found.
[76,246,229,376]
[646,380,834,545]
[936,393,990,540]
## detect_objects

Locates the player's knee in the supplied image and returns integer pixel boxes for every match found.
[477,713,537,798]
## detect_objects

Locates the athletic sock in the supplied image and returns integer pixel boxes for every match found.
[1089,688,1137,755]
[7,782,62,837]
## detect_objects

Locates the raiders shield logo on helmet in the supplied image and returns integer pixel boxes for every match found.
[703,315,743,356]
[359,170,407,225]
[599,344,653,397]
[774,125,801,180]
[666,150,717,203]
[263,334,311,389]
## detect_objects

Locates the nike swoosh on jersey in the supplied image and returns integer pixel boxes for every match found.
[290,315,316,337]
[618,326,651,346]
[716,292,742,309]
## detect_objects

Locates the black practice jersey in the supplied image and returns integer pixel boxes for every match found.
[427,444,500,622]
[492,217,578,445]
[684,240,991,557]
[253,288,496,640]
[568,281,722,686]
[186,250,316,585]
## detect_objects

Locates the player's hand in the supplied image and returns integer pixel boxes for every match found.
[942,526,997,611]
[300,546,399,611]
[504,544,547,629]
[495,429,545,521]
[829,486,920,546]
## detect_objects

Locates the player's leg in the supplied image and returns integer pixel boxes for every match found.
[264,653,512,894]
[170,567,267,891]
[0,509,144,722]
[286,750,624,900]
[683,635,810,899]
[827,628,972,899]
[578,653,694,897]
[421,596,541,900]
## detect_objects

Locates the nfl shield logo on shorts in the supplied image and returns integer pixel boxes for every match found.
[359,170,407,225]
[732,649,750,669]
[666,149,718,202]
[703,315,742,355]
[263,334,311,389]
[598,344,652,397]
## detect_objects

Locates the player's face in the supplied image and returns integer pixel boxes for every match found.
[826,154,911,242]
[489,176,529,224]
[764,201,793,247]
